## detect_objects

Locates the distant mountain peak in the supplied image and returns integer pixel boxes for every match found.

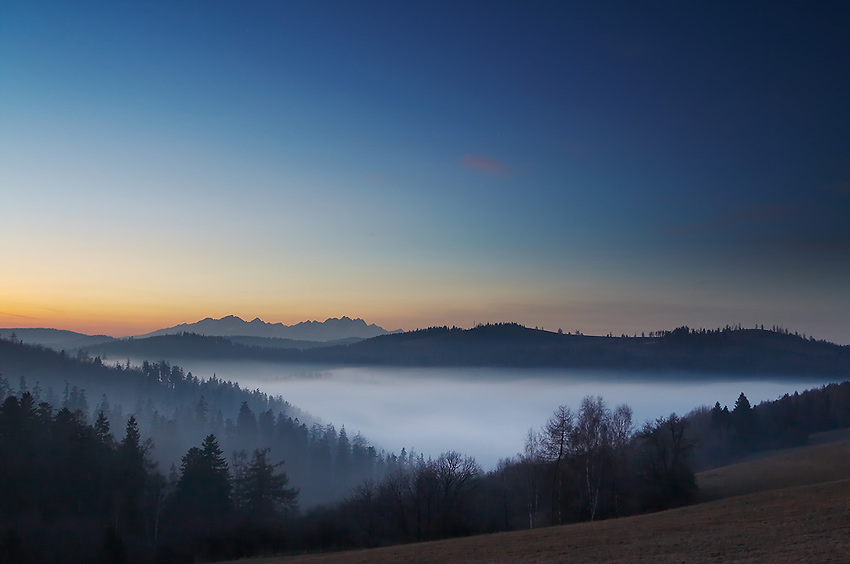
[137,315,400,342]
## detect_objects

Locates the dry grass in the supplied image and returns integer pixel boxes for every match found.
[224,440,850,564]
[696,439,850,501]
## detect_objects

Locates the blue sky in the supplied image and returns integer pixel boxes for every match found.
[2,1,849,342]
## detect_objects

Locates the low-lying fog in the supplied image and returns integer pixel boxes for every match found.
[160,360,832,470]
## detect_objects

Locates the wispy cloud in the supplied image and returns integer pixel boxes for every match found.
[0,311,36,319]
[461,154,509,176]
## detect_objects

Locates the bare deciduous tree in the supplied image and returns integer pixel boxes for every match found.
[521,427,544,528]
[571,396,609,521]
[543,406,573,524]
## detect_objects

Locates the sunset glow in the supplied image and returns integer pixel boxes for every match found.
[2,2,848,342]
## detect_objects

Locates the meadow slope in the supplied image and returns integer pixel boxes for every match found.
[223,439,850,564]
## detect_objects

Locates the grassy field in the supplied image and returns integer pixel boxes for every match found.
[224,440,850,564]
[696,436,850,501]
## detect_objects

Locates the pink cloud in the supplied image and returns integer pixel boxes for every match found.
[461,154,509,175]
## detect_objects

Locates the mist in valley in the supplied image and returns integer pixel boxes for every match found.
[156,359,833,469]
[4,337,848,562]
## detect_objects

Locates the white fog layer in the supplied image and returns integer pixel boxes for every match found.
[150,360,832,470]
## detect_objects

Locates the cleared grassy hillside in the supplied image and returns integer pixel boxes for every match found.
[696,436,850,501]
[223,440,850,564]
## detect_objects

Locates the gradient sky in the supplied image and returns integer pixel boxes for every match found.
[2,1,849,342]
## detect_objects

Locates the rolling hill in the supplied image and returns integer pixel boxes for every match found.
[308,323,850,374]
[77,323,850,376]
[0,328,115,350]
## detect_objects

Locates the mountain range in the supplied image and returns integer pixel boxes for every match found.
[1,315,401,351]
[135,315,400,341]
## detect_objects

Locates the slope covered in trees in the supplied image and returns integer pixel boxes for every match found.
[314,324,850,374]
[0,338,386,507]
[4,378,846,562]
[0,393,300,563]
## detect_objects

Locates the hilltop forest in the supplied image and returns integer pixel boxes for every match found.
[78,323,850,376]
[1,334,849,562]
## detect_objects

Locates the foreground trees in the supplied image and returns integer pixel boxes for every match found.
[0,391,693,561]
[0,395,163,562]
[169,434,233,525]
[468,396,696,533]
[1,372,846,562]
[324,396,693,552]
[0,395,299,563]
[636,414,697,510]
[234,447,298,520]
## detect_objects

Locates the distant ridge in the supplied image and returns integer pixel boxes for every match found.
[8,322,848,376]
[0,328,115,350]
[308,323,850,375]
[136,315,401,342]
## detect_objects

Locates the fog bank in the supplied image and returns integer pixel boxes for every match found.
[157,360,831,469]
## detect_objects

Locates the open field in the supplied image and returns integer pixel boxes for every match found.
[696,437,850,501]
[224,439,850,564]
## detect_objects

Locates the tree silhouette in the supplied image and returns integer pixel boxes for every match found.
[174,434,233,519]
[732,392,756,452]
[236,401,258,446]
[637,414,696,510]
[542,405,572,525]
[115,415,151,534]
[235,448,297,520]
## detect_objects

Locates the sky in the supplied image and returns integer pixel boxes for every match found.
[2,1,849,342]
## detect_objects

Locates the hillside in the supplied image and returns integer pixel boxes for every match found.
[0,338,383,508]
[80,324,850,376]
[696,432,850,500]
[0,328,115,350]
[223,440,850,564]
[311,324,850,375]
[89,333,308,360]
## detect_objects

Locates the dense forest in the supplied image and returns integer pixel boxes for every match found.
[77,324,850,376]
[0,338,385,507]
[2,333,849,562]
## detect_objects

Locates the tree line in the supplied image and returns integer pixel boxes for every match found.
[687,380,850,469]
[306,382,850,552]
[0,390,302,563]
[0,339,390,507]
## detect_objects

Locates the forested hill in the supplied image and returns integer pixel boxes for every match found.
[0,338,387,508]
[80,324,850,376]
[315,324,848,375]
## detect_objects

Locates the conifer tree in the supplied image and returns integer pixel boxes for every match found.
[235,448,297,520]
[174,434,233,519]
